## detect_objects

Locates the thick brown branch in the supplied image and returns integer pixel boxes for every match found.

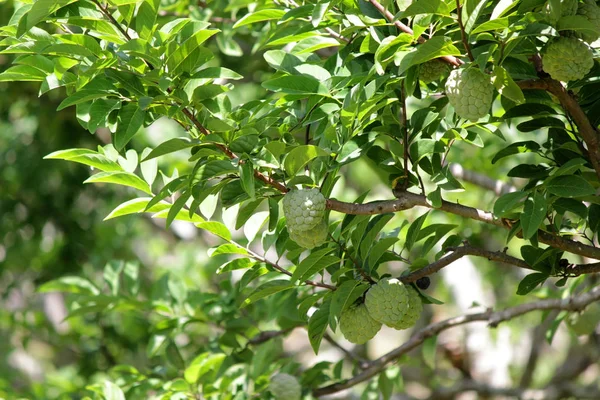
[400,245,532,283]
[327,192,600,260]
[518,78,600,180]
[367,0,462,67]
[313,286,600,396]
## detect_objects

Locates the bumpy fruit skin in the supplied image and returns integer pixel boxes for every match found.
[269,373,301,400]
[289,219,328,249]
[282,188,326,232]
[339,303,382,344]
[542,37,594,82]
[445,68,494,121]
[389,286,422,330]
[577,0,600,43]
[365,278,409,327]
[419,59,449,83]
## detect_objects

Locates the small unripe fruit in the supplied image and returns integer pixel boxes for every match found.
[445,67,494,121]
[365,278,409,327]
[339,303,382,344]
[542,37,594,82]
[269,373,301,400]
[289,219,328,249]
[389,286,422,330]
[419,59,450,83]
[282,188,326,232]
[416,277,431,290]
[576,0,600,43]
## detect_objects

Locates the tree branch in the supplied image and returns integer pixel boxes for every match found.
[399,245,532,284]
[313,286,600,396]
[454,0,474,62]
[327,192,600,260]
[518,78,600,180]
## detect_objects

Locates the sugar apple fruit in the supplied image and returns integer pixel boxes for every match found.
[544,0,579,24]
[566,303,600,336]
[365,278,409,327]
[289,219,328,249]
[542,37,594,82]
[282,188,326,232]
[388,286,423,330]
[269,373,301,400]
[576,0,600,43]
[339,303,382,344]
[445,67,494,121]
[419,59,449,83]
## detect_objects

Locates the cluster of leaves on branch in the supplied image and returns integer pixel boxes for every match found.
[2,0,600,398]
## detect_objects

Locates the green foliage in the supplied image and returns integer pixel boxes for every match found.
[2,0,600,398]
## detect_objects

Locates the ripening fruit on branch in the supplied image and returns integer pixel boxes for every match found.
[339,303,382,344]
[388,286,422,330]
[289,219,328,249]
[416,276,431,290]
[365,278,409,327]
[282,188,326,232]
[542,37,594,82]
[419,59,450,83]
[576,0,600,43]
[566,303,600,336]
[445,67,494,121]
[269,373,302,400]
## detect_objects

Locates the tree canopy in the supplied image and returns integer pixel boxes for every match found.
[2,0,600,398]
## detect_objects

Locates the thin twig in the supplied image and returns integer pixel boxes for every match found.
[455,0,474,62]
[323,333,369,369]
[328,234,375,284]
[448,163,517,195]
[313,285,600,396]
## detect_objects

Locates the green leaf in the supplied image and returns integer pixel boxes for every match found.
[308,296,331,354]
[242,279,294,307]
[44,148,123,172]
[491,141,540,164]
[398,37,461,74]
[0,65,46,81]
[520,192,547,240]
[546,175,596,198]
[104,198,170,220]
[142,138,201,161]
[191,160,236,185]
[114,104,146,151]
[262,75,329,95]
[284,145,329,176]
[291,248,335,282]
[84,171,152,194]
[57,90,116,111]
[38,276,100,295]
[217,258,253,274]
[405,212,429,252]
[557,15,600,37]
[493,191,527,217]
[196,221,231,241]
[184,353,226,384]
[233,9,286,28]
[517,272,548,295]
[402,0,450,17]
[329,280,368,328]
[135,0,158,40]
[208,244,248,257]
[17,0,79,37]
[493,66,525,104]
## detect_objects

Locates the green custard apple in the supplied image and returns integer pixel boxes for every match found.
[339,303,382,344]
[542,37,594,82]
[389,286,423,330]
[269,373,301,400]
[419,59,450,83]
[445,67,494,121]
[365,278,409,327]
[576,0,600,43]
[289,219,328,249]
[282,188,326,232]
